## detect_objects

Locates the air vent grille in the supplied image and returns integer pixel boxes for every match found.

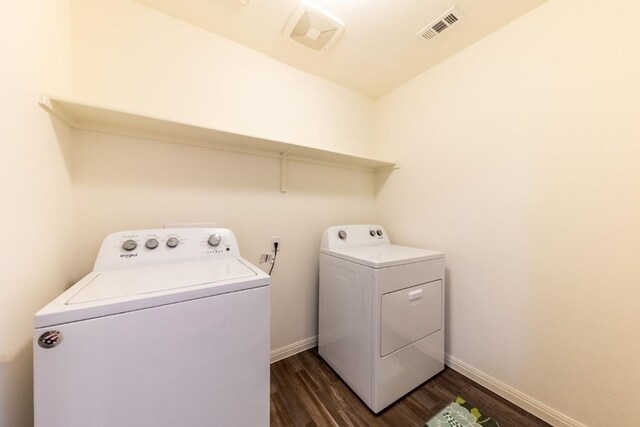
[444,14,458,25]
[432,21,448,33]
[418,7,465,41]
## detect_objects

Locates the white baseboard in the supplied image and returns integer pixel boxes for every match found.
[270,336,318,364]
[445,354,584,427]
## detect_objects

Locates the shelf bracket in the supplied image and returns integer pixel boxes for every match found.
[280,151,292,193]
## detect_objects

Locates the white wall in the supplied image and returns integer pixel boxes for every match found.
[0,2,74,426]
[71,130,376,351]
[0,1,376,424]
[65,0,379,355]
[375,0,640,425]
[69,0,375,157]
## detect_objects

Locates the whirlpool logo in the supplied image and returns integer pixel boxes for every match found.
[120,253,138,258]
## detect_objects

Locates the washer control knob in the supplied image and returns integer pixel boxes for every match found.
[208,234,222,247]
[369,230,376,237]
[376,229,383,236]
[166,237,179,248]
[145,238,159,250]
[122,239,137,251]
[338,230,347,240]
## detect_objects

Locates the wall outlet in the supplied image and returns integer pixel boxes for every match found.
[271,236,280,252]
[260,253,274,264]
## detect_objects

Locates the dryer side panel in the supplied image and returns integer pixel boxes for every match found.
[318,253,373,406]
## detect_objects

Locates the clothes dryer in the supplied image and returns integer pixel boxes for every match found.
[319,224,444,413]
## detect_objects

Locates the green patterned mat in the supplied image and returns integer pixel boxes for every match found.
[426,396,501,427]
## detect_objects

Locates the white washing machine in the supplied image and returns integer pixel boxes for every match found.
[319,224,445,413]
[33,228,269,427]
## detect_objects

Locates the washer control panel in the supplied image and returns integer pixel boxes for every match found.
[95,228,240,271]
[321,224,390,250]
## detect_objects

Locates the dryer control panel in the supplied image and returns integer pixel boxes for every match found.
[320,224,391,250]
[94,228,240,271]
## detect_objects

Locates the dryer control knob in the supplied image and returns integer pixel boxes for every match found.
[208,234,222,247]
[369,230,376,236]
[166,237,179,248]
[122,239,137,251]
[376,229,383,236]
[145,238,159,250]
[338,230,347,240]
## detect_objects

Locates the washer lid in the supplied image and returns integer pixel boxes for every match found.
[34,258,269,328]
[321,244,443,268]
[68,258,256,304]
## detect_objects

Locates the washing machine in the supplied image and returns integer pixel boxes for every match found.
[33,228,269,427]
[319,224,444,413]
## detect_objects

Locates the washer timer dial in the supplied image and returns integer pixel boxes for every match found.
[208,234,222,247]
[122,240,137,251]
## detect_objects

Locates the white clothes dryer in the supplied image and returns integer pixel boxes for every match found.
[33,228,269,427]
[319,224,444,413]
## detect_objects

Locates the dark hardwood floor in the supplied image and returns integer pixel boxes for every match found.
[270,349,550,427]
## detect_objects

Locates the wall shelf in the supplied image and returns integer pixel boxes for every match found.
[39,95,396,192]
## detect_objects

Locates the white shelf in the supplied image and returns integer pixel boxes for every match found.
[39,95,396,172]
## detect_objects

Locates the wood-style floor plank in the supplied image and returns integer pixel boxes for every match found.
[271,348,551,427]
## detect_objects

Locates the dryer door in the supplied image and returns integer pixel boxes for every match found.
[380,280,442,357]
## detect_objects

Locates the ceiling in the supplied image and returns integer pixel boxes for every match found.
[134,0,546,98]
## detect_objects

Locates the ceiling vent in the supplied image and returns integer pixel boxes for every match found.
[283,1,345,51]
[417,7,466,41]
